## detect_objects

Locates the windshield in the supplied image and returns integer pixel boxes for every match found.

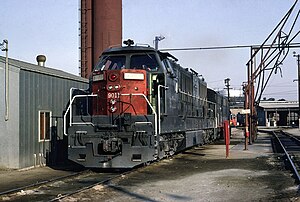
[130,54,159,71]
[95,55,126,71]
[94,53,160,71]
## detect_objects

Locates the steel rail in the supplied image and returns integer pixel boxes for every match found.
[49,171,124,202]
[0,170,127,202]
[272,131,300,183]
[0,170,87,196]
[49,161,156,201]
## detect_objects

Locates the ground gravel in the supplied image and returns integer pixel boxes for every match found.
[63,130,299,202]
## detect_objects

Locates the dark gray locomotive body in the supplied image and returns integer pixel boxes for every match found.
[64,42,228,168]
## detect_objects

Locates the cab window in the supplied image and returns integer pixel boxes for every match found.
[95,55,126,71]
[130,54,159,71]
[162,59,176,77]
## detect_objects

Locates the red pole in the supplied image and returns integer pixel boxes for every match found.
[224,120,230,158]
[244,83,249,150]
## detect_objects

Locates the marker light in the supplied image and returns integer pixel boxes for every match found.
[109,73,118,81]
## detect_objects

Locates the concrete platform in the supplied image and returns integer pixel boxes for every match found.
[0,128,299,201]
[283,128,300,137]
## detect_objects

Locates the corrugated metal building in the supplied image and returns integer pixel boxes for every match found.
[0,56,88,169]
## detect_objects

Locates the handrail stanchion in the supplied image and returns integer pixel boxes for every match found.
[63,94,97,136]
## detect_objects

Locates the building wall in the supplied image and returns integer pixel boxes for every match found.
[19,70,88,168]
[0,62,20,168]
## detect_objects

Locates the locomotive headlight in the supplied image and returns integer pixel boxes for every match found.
[114,85,120,90]
[108,85,113,90]
[124,73,144,80]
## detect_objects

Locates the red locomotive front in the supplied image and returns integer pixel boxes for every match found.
[91,69,147,115]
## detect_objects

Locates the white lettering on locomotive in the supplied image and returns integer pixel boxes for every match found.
[107,92,120,99]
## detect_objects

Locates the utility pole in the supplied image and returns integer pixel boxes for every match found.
[224,78,231,135]
[0,39,8,121]
[293,51,300,129]
[242,82,249,150]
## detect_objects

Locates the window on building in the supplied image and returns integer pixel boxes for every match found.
[39,111,51,141]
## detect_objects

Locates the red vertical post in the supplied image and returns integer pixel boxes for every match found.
[224,120,230,158]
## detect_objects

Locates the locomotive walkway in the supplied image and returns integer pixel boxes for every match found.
[0,128,299,201]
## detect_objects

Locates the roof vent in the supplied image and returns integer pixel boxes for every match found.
[36,55,46,67]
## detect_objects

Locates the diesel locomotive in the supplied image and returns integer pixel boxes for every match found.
[64,40,228,168]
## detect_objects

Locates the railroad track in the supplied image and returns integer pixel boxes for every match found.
[0,170,87,196]
[272,130,300,183]
[0,169,125,201]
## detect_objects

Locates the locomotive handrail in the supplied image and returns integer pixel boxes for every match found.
[178,88,207,102]
[69,87,89,123]
[158,85,169,135]
[206,100,217,128]
[121,93,159,159]
[63,94,98,136]
[120,93,158,136]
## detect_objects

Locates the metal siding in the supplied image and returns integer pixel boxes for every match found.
[10,67,21,168]
[19,71,25,167]
[19,69,88,168]
[0,57,87,168]
[30,71,36,167]
[29,72,34,167]
[19,71,34,167]
[0,63,20,168]
[20,71,27,167]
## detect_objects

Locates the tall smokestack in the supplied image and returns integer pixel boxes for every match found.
[36,55,46,67]
[80,0,122,78]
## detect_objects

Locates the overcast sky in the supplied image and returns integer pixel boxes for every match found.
[0,0,299,100]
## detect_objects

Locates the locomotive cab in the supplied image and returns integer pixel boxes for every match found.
[91,44,167,116]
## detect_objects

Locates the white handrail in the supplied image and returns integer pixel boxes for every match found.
[121,93,157,136]
[121,93,159,159]
[63,94,97,136]
[69,87,88,125]
[64,92,158,139]
[158,85,169,135]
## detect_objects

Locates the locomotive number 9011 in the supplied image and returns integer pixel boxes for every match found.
[107,92,120,99]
